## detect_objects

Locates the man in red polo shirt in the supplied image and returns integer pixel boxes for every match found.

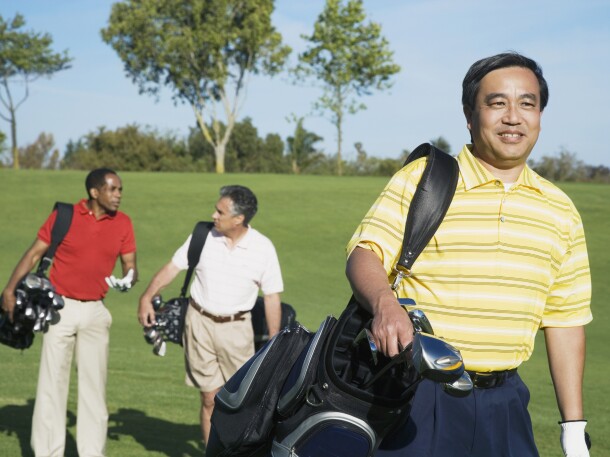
[1,168,138,457]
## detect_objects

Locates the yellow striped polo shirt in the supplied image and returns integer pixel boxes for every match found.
[346,145,592,372]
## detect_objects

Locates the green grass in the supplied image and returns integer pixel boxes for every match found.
[0,170,608,456]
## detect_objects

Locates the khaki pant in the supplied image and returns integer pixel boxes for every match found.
[183,305,254,392]
[31,298,112,457]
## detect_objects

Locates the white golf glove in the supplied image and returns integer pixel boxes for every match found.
[560,420,590,457]
[105,269,134,292]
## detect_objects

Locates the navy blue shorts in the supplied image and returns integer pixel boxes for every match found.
[376,372,539,457]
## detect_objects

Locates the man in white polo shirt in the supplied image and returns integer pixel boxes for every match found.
[138,185,283,446]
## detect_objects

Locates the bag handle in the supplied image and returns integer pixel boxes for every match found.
[36,202,74,276]
[180,221,214,298]
[392,143,459,289]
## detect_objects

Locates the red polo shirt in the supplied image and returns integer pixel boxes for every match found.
[37,199,136,300]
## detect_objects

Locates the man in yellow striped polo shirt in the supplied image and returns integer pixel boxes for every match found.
[346,52,592,457]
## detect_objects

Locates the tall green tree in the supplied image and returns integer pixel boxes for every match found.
[286,116,324,174]
[102,0,291,174]
[296,0,400,175]
[0,14,72,169]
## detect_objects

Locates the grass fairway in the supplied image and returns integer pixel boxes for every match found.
[0,169,608,456]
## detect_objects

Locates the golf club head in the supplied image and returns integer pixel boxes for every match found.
[143,326,160,344]
[21,273,42,292]
[39,277,54,292]
[442,371,473,397]
[15,289,27,308]
[24,304,36,320]
[411,332,464,383]
[353,327,379,366]
[33,317,44,332]
[152,338,167,357]
[51,294,65,310]
[407,309,434,335]
[151,295,163,311]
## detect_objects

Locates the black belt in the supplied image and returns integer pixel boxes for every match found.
[189,299,247,323]
[467,369,517,389]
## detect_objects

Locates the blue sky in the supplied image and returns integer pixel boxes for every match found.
[2,0,610,166]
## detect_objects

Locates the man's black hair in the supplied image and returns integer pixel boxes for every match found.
[220,185,258,226]
[85,168,118,199]
[462,51,549,111]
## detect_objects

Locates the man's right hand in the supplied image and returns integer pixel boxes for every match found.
[370,296,414,357]
[1,290,16,323]
[138,296,156,328]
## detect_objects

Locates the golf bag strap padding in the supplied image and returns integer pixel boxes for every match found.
[181,221,214,298]
[37,202,74,275]
[398,143,459,272]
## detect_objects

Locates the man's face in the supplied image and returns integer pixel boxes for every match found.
[91,174,122,213]
[212,197,244,235]
[464,66,542,172]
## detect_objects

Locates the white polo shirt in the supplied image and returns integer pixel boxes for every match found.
[171,226,283,315]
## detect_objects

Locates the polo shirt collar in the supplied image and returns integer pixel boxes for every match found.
[214,225,252,250]
[457,145,544,195]
[77,199,117,220]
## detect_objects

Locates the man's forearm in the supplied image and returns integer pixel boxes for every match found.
[544,326,586,421]
[263,293,282,337]
[345,247,397,314]
[346,246,413,357]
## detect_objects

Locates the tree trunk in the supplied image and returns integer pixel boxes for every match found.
[10,110,18,169]
[292,158,300,174]
[336,111,343,176]
[215,143,226,174]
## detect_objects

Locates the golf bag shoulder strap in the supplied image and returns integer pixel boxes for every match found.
[396,143,459,276]
[180,221,214,298]
[36,202,74,275]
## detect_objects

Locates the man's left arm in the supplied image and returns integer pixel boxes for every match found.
[545,325,590,456]
[263,293,282,337]
[120,251,138,285]
[545,325,585,420]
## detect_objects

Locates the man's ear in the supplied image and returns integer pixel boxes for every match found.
[89,187,99,200]
[463,106,473,131]
[234,213,245,227]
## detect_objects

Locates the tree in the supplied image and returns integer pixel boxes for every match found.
[430,135,451,154]
[18,132,58,169]
[0,14,72,169]
[296,0,400,175]
[102,0,290,174]
[286,116,324,174]
[61,124,194,172]
[529,148,587,182]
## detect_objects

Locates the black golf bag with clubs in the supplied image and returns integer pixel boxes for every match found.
[207,144,466,457]
[0,202,73,350]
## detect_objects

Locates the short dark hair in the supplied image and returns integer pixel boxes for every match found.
[220,185,258,225]
[85,168,118,199]
[462,51,549,111]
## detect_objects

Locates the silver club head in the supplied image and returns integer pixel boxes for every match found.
[411,332,464,384]
[21,273,42,291]
[407,309,434,335]
[443,371,473,397]
[40,277,54,292]
[51,294,65,310]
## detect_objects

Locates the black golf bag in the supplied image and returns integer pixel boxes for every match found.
[271,299,420,457]
[207,321,314,456]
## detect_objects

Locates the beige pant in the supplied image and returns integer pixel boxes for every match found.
[183,305,254,392]
[31,297,112,457]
